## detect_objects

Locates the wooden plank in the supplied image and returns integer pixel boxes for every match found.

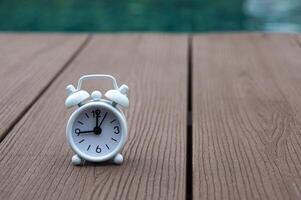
[0,34,188,200]
[192,33,301,200]
[0,33,88,140]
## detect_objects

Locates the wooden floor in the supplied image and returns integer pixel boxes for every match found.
[0,33,300,200]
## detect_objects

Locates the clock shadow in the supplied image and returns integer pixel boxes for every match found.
[77,156,135,168]
[81,160,115,167]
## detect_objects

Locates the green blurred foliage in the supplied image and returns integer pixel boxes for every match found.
[0,0,246,32]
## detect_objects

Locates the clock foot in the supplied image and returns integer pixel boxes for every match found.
[72,154,83,165]
[112,153,123,165]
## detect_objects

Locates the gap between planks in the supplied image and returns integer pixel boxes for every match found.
[186,35,193,200]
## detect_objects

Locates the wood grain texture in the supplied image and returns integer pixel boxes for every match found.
[0,33,88,140]
[0,34,187,200]
[192,33,301,200]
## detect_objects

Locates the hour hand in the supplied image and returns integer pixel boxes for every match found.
[75,129,94,136]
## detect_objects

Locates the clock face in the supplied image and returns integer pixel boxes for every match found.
[70,104,123,159]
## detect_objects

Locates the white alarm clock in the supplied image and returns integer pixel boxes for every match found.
[65,75,129,166]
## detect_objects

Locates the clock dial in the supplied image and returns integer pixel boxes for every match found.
[71,105,122,158]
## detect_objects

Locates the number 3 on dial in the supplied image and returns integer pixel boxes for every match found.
[114,126,120,134]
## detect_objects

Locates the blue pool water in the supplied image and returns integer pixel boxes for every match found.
[0,0,300,32]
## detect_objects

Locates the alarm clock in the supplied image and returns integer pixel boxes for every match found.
[65,74,129,166]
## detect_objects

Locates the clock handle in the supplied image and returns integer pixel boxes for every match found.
[76,74,119,91]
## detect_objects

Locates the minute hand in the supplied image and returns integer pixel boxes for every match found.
[98,112,108,127]
[96,112,99,127]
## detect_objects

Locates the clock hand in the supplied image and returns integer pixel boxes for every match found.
[75,129,94,136]
[96,112,99,128]
[98,112,108,128]
[78,130,94,134]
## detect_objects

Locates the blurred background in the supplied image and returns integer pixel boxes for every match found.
[0,0,300,32]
